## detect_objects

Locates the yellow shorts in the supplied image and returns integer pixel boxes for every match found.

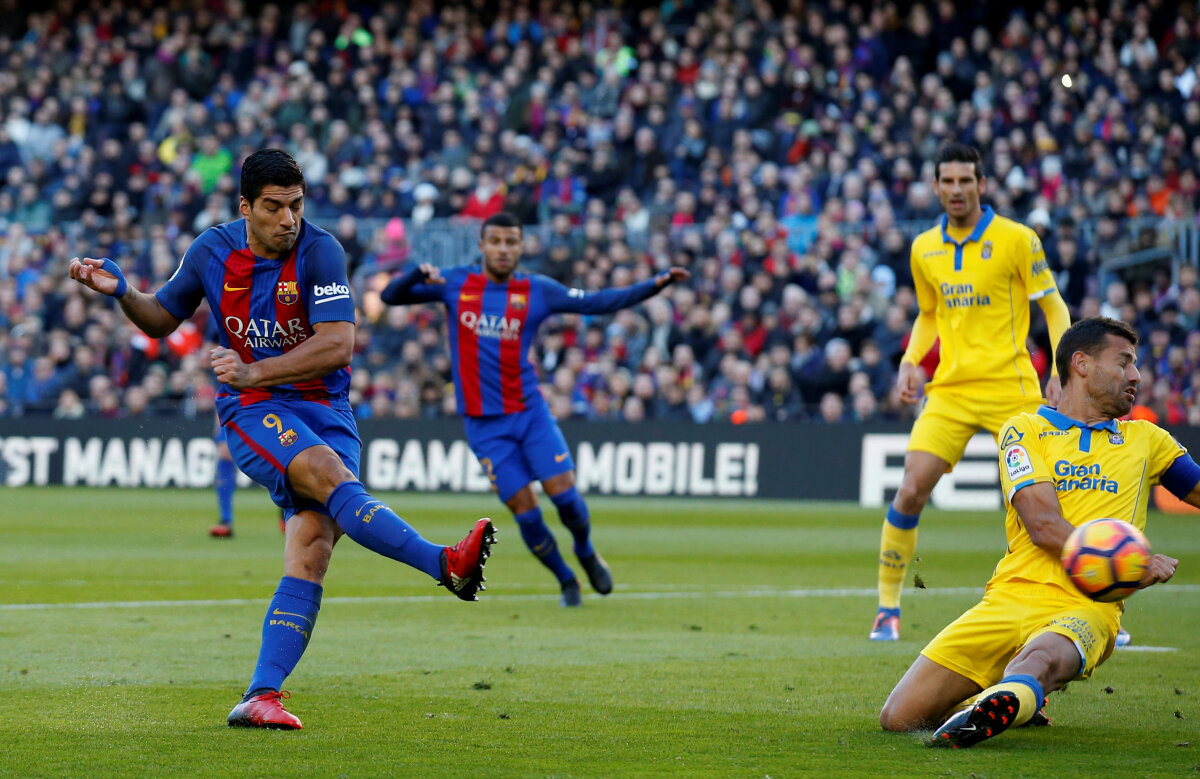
[907,390,1043,466]
[921,582,1120,690]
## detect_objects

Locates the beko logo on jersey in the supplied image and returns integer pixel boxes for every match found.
[459,310,522,341]
[314,283,350,303]
[225,316,309,348]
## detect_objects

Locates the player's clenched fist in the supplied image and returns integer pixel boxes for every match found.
[212,347,256,389]
[1138,553,1179,589]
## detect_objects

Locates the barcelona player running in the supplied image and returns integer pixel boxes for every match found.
[880,318,1197,747]
[871,143,1073,641]
[382,212,689,605]
[68,149,495,730]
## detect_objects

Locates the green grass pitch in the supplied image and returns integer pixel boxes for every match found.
[0,487,1197,778]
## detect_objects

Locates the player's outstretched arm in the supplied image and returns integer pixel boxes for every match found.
[543,266,690,315]
[1010,481,1075,558]
[380,263,445,305]
[68,256,182,337]
[212,320,354,389]
[655,267,691,287]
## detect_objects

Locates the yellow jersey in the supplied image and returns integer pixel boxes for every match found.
[994,406,1187,599]
[910,207,1059,397]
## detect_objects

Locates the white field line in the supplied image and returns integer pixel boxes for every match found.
[2,583,1198,612]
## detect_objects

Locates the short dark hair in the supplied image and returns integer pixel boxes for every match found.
[934,142,984,181]
[481,211,522,237]
[1056,317,1140,386]
[240,149,306,205]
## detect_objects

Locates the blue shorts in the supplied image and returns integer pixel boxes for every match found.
[223,400,361,518]
[463,398,574,502]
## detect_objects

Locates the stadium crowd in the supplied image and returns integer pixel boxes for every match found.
[2,0,1200,426]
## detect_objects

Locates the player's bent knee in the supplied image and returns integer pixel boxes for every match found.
[1007,636,1078,687]
[895,471,937,507]
[288,446,356,502]
[543,470,575,494]
[879,701,913,732]
[505,485,539,515]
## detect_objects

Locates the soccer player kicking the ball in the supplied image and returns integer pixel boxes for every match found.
[381,211,689,606]
[871,142,1072,642]
[69,149,496,730]
[879,317,1197,748]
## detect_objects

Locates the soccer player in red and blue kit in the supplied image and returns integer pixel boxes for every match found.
[381,212,689,606]
[68,149,496,730]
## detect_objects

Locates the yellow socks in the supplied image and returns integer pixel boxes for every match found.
[877,507,920,610]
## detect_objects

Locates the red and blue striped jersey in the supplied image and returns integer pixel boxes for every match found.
[155,218,355,422]
[382,265,662,417]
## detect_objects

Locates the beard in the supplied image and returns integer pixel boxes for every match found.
[1097,382,1136,419]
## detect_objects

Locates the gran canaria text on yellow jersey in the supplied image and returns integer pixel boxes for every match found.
[910,206,1058,398]
[995,406,1186,607]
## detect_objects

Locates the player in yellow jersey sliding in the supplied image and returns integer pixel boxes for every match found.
[871,142,1073,641]
[879,317,1196,747]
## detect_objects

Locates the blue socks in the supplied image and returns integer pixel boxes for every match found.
[514,507,575,583]
[1002,673,1046,709]
[885,505,920,529]
[325,481,442,580]
[550,487,594,558]
[246,576,322,696]
[215,458,236,525]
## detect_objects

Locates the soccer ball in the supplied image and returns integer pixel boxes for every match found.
[1061,519,1151,603]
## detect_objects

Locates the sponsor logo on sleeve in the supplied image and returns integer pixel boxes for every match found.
[1005,445,1033,481]
[1000,426,1023,448]
[313,282,351,304]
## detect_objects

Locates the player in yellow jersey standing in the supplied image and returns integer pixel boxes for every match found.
[870,143,1073,641]
[879,317,1195,747]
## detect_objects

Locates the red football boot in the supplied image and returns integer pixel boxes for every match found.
[209,524,233,538]
[439,518,496,601]
[227,690,302,730]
